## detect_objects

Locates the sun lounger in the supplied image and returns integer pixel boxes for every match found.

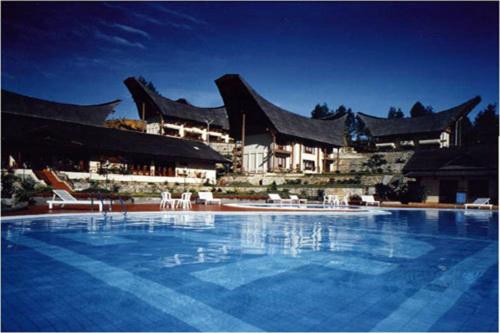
[289,195,307,205]
[198,192,222,205]
[47,189,109,211]
[361,195,380,206]
[465,198,493,210]
[267,193,292,204]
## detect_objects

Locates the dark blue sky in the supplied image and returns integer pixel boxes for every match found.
[2,1,498,120]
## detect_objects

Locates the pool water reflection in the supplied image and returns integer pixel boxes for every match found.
[2,209,498,332]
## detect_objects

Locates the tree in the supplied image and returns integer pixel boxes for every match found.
[332,105,356,146]
[410,101,433,118]
[471,104,499,145]
[387,107,404,119]
[137,76,161,96]
[311,103,332,119]
[175,98,190,105]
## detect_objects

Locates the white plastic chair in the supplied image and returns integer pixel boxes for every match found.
[341,194,349,206]
[323,194,334,206]
[160,192,175,209]
[175,192,192,209]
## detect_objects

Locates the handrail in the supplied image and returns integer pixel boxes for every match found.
[119,196,127,217]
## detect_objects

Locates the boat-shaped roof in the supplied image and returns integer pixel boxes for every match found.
[1,89,120,126]
[215,74,346,147]
[124,77,229,130]
[357,96,481,138]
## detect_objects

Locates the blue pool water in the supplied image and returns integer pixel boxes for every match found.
[2,209,498,332]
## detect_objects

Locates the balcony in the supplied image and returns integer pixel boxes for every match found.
[273,145,291,156]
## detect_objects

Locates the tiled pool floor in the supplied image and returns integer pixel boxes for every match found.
[2,210,498,331]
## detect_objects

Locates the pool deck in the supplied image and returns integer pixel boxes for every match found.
[1,201,497,217]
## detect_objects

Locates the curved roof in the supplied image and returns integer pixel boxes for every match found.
[1,89,120,125]
[403,146,497,177]
[215,74,346,147]
[357,96,481,138]
[124,77,229,130]
[3,112,229,164]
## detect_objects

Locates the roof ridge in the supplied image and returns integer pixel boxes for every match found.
[125,77,225,111]
[1,89,121,108]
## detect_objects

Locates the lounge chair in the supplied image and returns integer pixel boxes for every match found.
[160,191,175,209]
[267,193,292,204]
[465,198,493,210]
[289,195,307,205]
[47,189,109,212]
[198,192,222,205]
[175,192,192,209]
[361,195,380,206]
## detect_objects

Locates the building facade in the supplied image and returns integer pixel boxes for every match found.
[1,89,228,186]
[357,96,481,150]
[124,77,233,157]
[215,74,346,173]
[403,146,498,204]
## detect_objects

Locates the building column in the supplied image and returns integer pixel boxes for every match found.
[298,144,303,172]
[271,131,277,172]
[241,113,246,173]
[336,148,340,172]
[317,148,321,173]
[141,102,147,133]
[150,162,155,176]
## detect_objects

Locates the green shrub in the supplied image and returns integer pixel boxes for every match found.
[267,181,278,192]
[362,154,388,173]
[1,173,20,197]
[284,179,301,185]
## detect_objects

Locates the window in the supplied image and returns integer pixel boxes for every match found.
[276,156,287,169]
[304,146,314,154]
[303,160,315,171]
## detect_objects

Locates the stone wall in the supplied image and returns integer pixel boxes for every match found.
[71,179,206,194]
[336,151,414,174]
[208,142,235,157]
[218,151,413,187]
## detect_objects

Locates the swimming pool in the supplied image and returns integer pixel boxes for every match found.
[2,209,498,332]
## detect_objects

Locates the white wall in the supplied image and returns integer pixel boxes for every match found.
[243,134,271,173]
[61,171,213,185]
[12,169,46,185]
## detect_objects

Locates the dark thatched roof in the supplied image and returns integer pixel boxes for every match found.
[1,89,120,126]
[358,96,481,138]
[2,112,230,164]
[403,145,497,177]
[124,77,229,130]
[215,74,346,147]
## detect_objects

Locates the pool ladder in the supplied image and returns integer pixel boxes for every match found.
[95,192,127,217]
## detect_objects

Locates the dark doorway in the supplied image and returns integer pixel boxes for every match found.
[439,179,458,203]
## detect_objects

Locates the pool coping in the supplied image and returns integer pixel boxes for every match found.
[1,206,495,222]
